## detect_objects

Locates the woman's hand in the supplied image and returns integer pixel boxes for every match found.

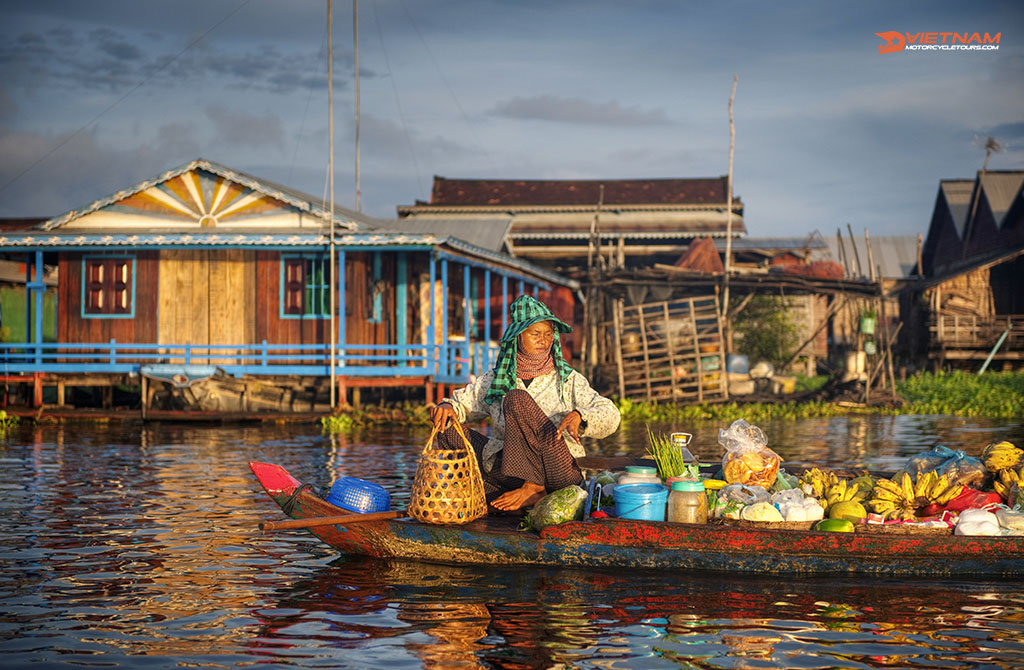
[556,410,582,442]
[430,402,456,431]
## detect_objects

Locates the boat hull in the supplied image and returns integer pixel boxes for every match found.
[250,461,1024,577]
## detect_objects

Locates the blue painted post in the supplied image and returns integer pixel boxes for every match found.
[110,339,117,364]
[502,275,509,336]
[397,255,407,368]
[441,259,449,377]
[261,339,268,368]
[484,270,491,368]
[34,252,43,364]
[463,263,471,376]
[337,249,346,369]
[428,254,436,374]
[184,344,191,365]
[518,279,525,297]
[533,283,539,299]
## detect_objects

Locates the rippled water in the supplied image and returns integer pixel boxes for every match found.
[1,415,1022,669]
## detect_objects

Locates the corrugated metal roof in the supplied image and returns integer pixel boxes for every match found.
[825,234,920,279]
[940,180,973,238]
[713,237,827,251]
[425,176,738,207]
[372,216,512,253]
[980,171,1024,228]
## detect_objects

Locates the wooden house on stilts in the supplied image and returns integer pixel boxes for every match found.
[0,159,577,414]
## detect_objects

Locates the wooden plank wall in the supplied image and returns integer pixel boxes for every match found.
[58,251,159,344]
[158,249,255,363]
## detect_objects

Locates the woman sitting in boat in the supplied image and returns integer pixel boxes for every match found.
[429,295,621,512]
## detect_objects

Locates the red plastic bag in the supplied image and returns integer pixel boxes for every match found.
[940,488,1002,513]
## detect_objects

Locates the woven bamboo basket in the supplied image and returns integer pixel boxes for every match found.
[408,421,487,525]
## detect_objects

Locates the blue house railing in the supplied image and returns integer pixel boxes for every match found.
[0,339,501,384]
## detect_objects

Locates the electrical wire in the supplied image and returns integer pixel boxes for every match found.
[397,0,495,173]
[0,0,254,196]
[372,0,424,197]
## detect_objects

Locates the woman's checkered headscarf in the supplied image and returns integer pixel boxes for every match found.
[484,295,573,405]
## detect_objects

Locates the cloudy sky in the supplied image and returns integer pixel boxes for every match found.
[1,0,1022,239]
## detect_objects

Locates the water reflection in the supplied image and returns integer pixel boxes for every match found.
[254,558,1024,669]
[0,419,1022,669]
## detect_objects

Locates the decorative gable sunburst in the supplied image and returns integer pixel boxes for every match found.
[40,159,368,233]
[113,169,286,226]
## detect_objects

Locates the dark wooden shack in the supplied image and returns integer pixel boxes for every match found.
[915,171,1024,368]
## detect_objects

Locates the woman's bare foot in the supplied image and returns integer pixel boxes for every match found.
[491,481,546,512]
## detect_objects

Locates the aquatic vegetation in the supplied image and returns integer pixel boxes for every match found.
[618,371,1024,422]
[0,410,17,437]
[898,370,1024,419]
[320,413,354,434]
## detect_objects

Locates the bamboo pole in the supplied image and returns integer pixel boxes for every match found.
[847,224,863,277]
[722,75,738,352]
[612,298,626,400]
[638,307,652,400]
[663,302,679,399]
[864,229,876,282]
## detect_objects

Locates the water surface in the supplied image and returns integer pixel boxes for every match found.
[0,416,1021,668]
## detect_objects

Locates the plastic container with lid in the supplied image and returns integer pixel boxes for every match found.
[613,483,668,521]
[617,465,661,487]
[667,480,708,524]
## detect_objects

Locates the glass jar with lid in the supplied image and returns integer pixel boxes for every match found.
[667,480,708,524]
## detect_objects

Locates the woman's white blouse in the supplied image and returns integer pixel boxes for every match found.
[443,368,621,472]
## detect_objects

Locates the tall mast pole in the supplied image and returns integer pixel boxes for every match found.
[328,0,337,407]
[354,0,361,212]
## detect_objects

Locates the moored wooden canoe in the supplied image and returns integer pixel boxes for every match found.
[250,461,1024,577]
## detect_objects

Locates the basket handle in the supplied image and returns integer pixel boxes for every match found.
[424,419,476,455]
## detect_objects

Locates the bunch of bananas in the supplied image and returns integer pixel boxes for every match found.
[798,468,867,512]
[868,471,963,520]
[982,441,1023,473]
[993,465,1024,501]
[824,478,866,510]
[798,467,836,502]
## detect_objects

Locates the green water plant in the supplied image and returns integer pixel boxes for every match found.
[0,410,18,437]
[320,413,354,434]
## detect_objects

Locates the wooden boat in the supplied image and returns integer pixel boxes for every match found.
[250,461,1024,577]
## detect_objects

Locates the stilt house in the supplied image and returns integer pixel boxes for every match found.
[0,160,577,411]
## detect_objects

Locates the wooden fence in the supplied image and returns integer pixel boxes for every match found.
[610,296,727,403]
[930,313,1024,360]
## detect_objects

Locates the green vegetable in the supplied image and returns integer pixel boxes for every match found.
[814,519,855,533]
[646,425,697,480]
[523,485,588,532]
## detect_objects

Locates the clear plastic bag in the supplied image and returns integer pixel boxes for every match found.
[903,446,956,480]
[718,483,770,506]
[719,419,781,487]
[934,452,987,489]
[525,485,588,531]
[905,446,987,489]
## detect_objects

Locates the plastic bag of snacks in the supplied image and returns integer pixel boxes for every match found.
[525,485,588,531]
[718,419,781,488]
[934,452,987,489]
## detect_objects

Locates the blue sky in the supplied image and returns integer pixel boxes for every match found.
[0,0,1021,239]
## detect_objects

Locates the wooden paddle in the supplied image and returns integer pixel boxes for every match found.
[259,510,404,531]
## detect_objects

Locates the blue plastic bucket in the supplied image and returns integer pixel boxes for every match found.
[613,483,668,521]
[326,477,391,514]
